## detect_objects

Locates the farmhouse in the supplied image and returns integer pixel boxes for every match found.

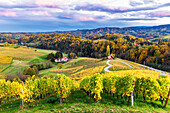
[107,54,113,60]
[55,56,68,62]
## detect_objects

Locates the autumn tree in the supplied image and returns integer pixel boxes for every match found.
[106,45,110,57]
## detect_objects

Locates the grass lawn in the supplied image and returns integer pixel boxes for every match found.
[0,90,169,113]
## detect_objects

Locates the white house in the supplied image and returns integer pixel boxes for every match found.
[55,56,68,62]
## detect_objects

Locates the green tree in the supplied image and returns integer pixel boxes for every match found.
[47,53,55,62]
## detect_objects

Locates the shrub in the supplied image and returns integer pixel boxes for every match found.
[30,61,53,71]
[23,67,37,77]
[19,75,31,82]
[57,63,63,69]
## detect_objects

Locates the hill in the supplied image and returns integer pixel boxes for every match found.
[49,24,170,42]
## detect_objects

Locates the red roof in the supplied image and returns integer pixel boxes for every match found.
[55,57,68,61]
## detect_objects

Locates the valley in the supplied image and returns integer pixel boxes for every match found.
[0,45,169,113]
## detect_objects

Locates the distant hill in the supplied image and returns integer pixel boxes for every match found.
[46,24,170,42]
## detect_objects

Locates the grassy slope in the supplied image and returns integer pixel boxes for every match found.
[0,47,61,75]
[0,90,169,113]
[39,57,105,77]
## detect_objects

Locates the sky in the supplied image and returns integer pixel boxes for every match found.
[0,0,170,32]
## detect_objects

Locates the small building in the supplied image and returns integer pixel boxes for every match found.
[55,56,68,62]
[107,54,113,60]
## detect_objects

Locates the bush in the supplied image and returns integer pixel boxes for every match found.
[5,74,18,81]
[33,66,39,75]
[57,63,63,69]
[19,75,31,82]
[23,67,37,77]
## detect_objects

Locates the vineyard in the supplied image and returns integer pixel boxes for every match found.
[0,71,170,112]
[109,60,133,71]
[40,57,106,77]
[0,55,13,72]
[0,47,45,60]
[0,74,75,106]
[116,58,147,69]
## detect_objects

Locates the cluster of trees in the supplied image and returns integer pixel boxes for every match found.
[30,61,53,71]
[0,33,35,44]
[47,51,63,62]
[17,33,170,72]
[4,61,53,82]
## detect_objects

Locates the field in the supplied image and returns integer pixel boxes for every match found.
[116,58,147,69]
[109,60,133,71]
[39,57,106,77]
[0,47,63,74]
[147,35,170,41]
[0,55,13,72]
[0,47,45,60]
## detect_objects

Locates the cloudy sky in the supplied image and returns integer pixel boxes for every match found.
[0,0,170,32]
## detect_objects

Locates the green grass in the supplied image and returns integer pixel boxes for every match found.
[1,66,28,75]
[28,54,49,65]
[32,48,68,57]
[0,90,169,113]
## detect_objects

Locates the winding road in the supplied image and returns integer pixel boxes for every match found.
[104,60,169,76]
[116,60,134,69]
[104,60,134,72]
[104,60,112,72]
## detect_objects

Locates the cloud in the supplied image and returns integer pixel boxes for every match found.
[0,10,17,17]
[77,17,96,21]
[0,0,170,31]
[118,18,156,21]
[150,12,170,17]
[75,2,170,14]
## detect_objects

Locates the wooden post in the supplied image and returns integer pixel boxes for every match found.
[96,94,99,103]
[21,81,24,107]
[22,88,24,107]
[60,93,63,104]
[164,89,170,108]
[131,92,134,106]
